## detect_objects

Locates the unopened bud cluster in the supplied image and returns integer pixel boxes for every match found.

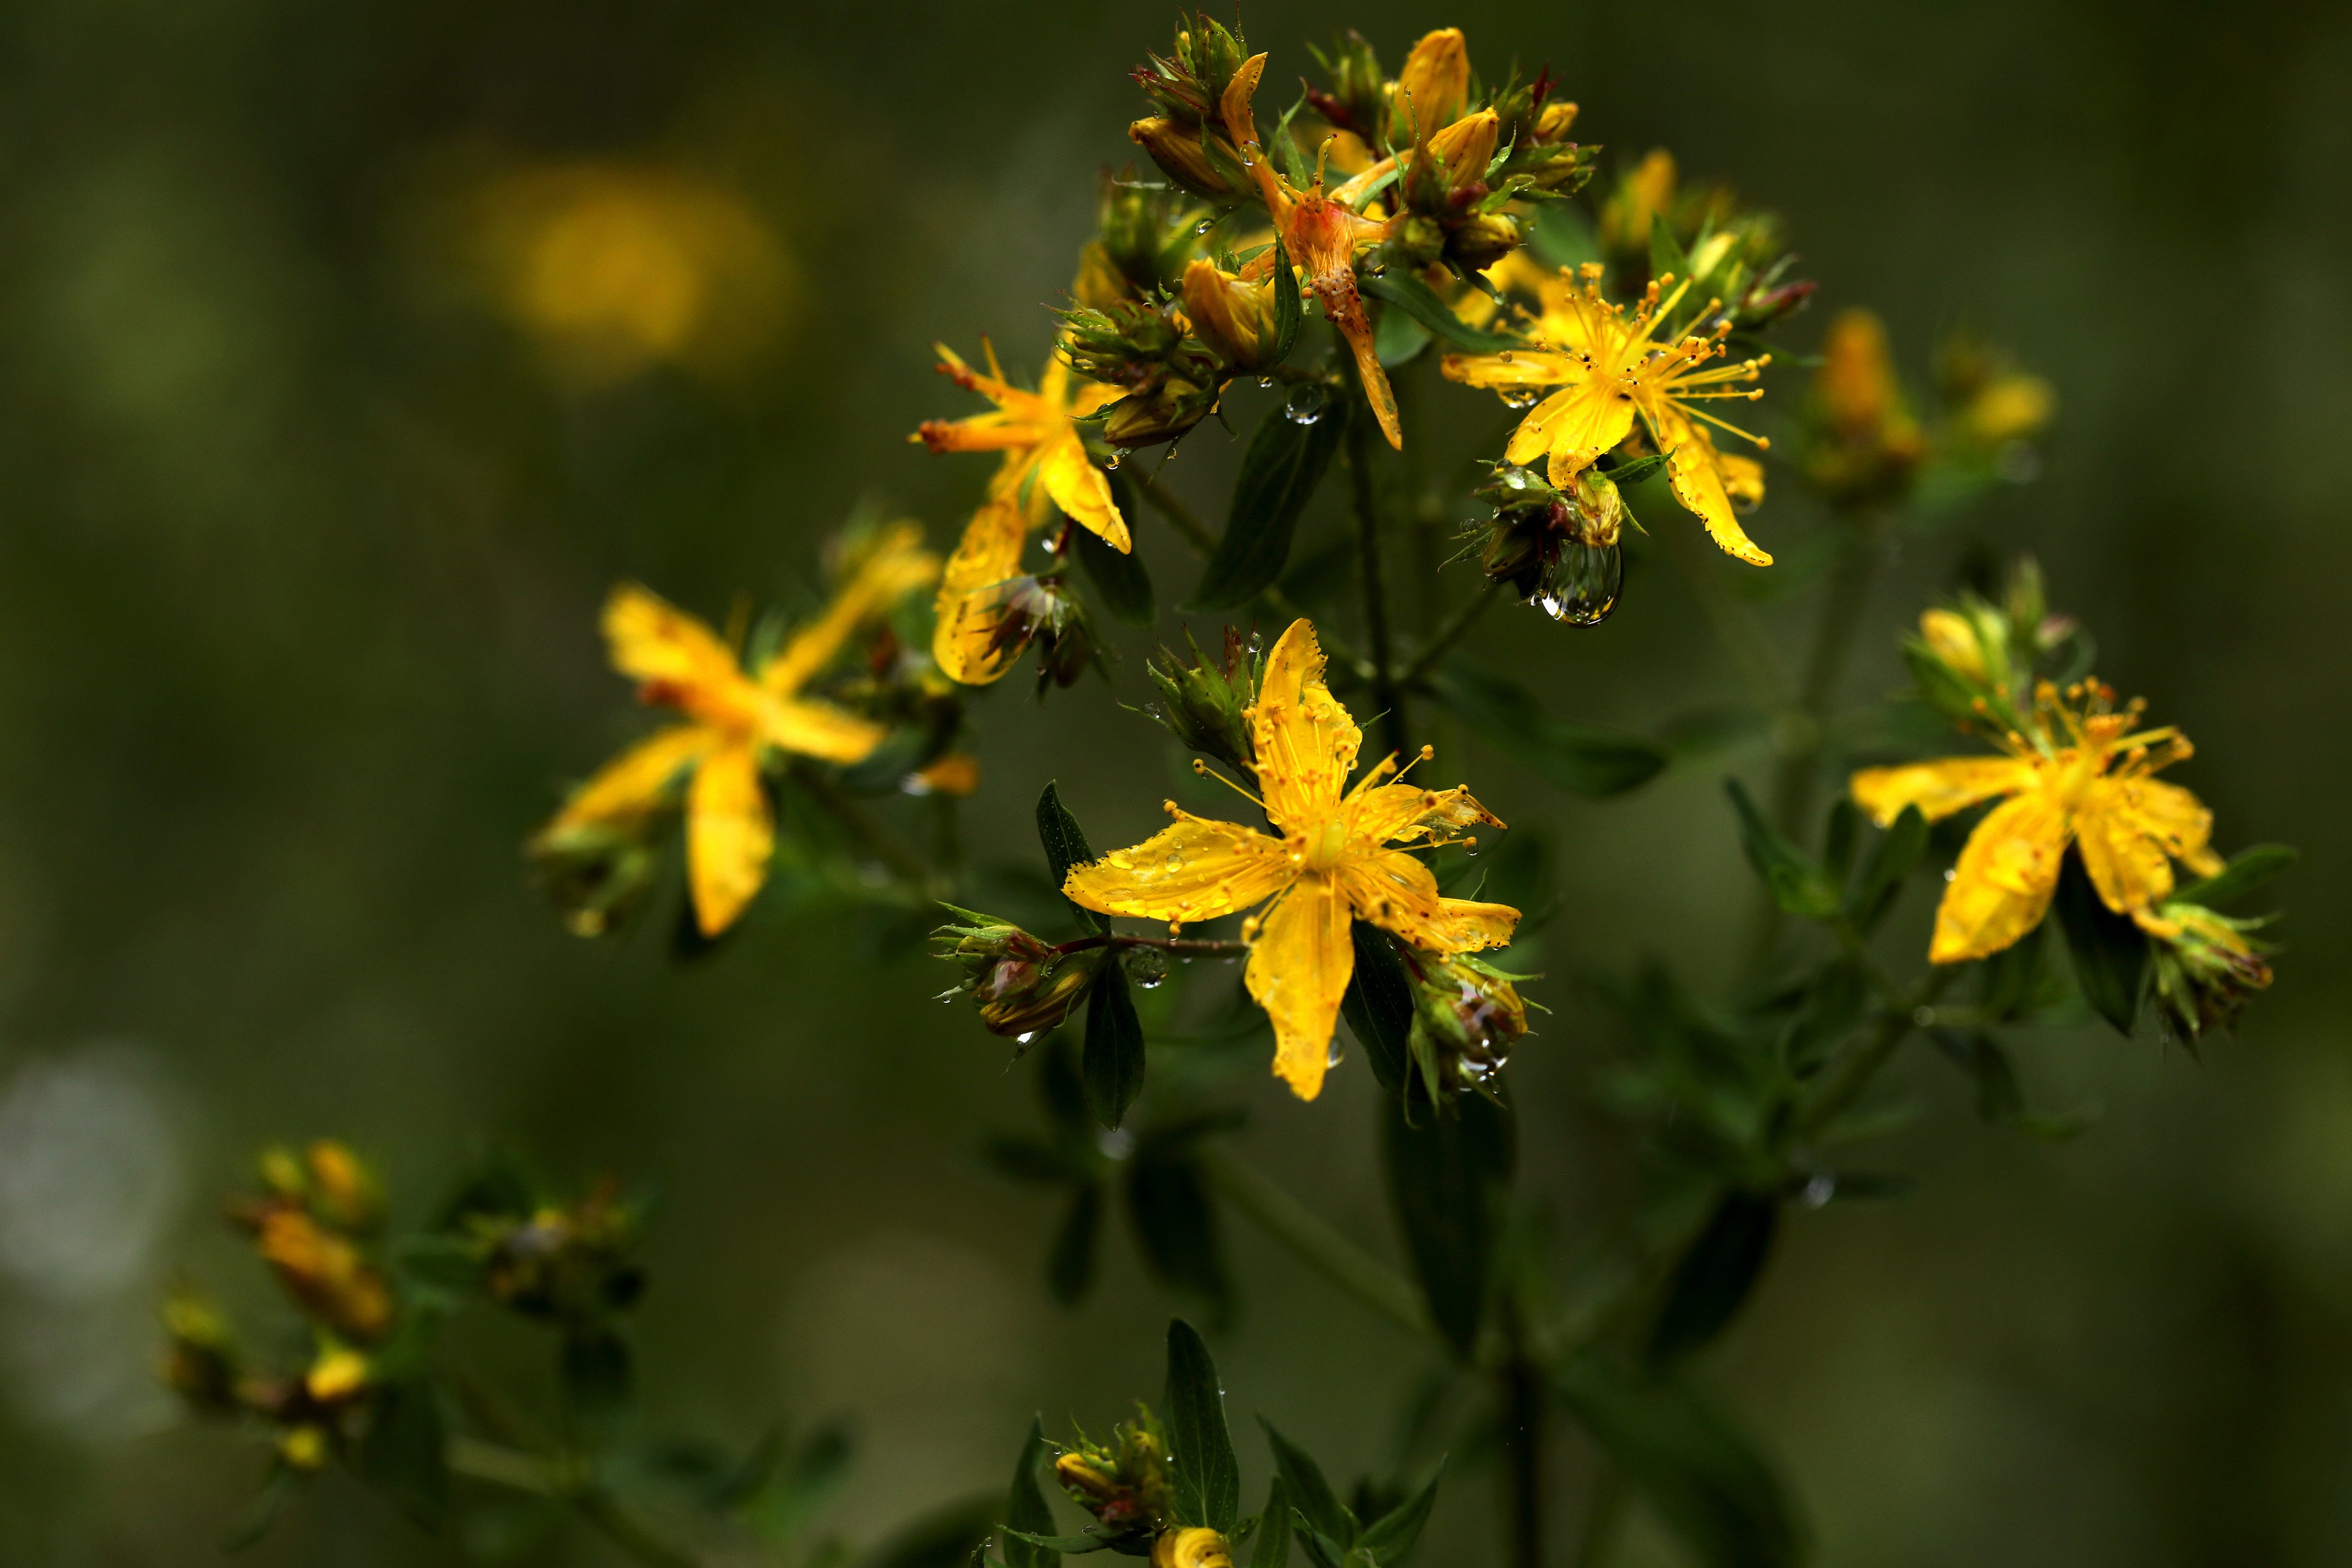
[934,906,1103,1037]
[1467,463,1625,625]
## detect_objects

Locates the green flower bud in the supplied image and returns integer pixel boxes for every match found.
[1145,628,1258,770]
[1407,950,1531,1097]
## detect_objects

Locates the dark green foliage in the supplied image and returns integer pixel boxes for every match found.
[560,1326,634,1429]
[1556,1356,1800,1568]
[1847,806,1927,932]
[359,1380,449,1531]
[1036,782,1109,935]
[2174,843,2297,907]
[1352,1460,1444,1561]
[1725,779,1840,920]
[864,1495,1003,1568]
[1648,1193,1779,1365]
[2054,850,2149,1036]
[1191,392,1347,610]
[1003,1419,1062,1568]
[1085,962,1147,1130]
[1339,923,1415,1092]
[1126,1152,1232,1316]
[1429,659,1668,796]
[1359,270,1518,351]
[1248,1476,1292,1567]
[1260,1421,1353,1548]
[1075,515,1156,627]
[1163,1320,1241,1533]
[1383,1093,1514,1360]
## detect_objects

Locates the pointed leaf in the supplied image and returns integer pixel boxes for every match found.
[1271,240,1303,363]
[1358,270,1519,352]
[1383,1095,1514,1361]
[1037,783,1111,936]
[1260,1421,1352,1548]
[1647,1192,1778,1365]
[1164,1320,1241,1533]
[1075,504,1155,627]
[1084,964,1147,1130]
[1846,804,1927,932]
[2172,843,2297,908]
[1249,1476,1293,1568]
[1724,779,1839,920]
[1190,397,1346,611]
[1429,659,1667,796]
[1004,1420,1062,1568]
[2054,850,2148,1036]
[1352,1459,1445,1561]
[1338,923,1414,1093]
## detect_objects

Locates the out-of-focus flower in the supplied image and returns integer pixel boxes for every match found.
[1799,309,1926,507]
[159,1286,240,1413]
[1154,1527,1235,1568]
[469,1183,644,1324]
[468,162,796,388]
[532,527,938,936]
[1444,265,1773,564]
[249,1208,394,1343]
[1936,328,2057,453]
[1598,150,1677,255]
[1055,1412,1175,1537]
[2148,900,2275,1039]
[904,753,981,796]
[1852,678,2227,964]
[1064,621,1516,1100]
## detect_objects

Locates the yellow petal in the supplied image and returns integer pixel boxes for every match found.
[762,523,939,696]
[1424,108,1498,188]
[1657,412,1771,566]
[1064,813,1294,923]
[1440,350,1578,393]
[1247,874,1354,1102]
[1929,791,2068,964]
[1039,429,1130,551]
[1250,620,1363,832]
[764,697,885,764]
[602,583,743,693]
[2114,776,2221,876]
[2074,779,2178,917]
[686,740,773,937]
[1345,781,1504,846]
[1850,756,2036,826]
[932,497,1032,686]
[1335,848,1518,954]
[1522,384,1637,478]
[546,725,715,832]
[1392,27,1470,142]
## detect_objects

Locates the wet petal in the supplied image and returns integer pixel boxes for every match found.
[1929,790,2068,964]
[686,740,774,937]
[546,725,714,832]
[931,497,1033,686]
[2114,776,2222,877]
[1247,873,1355,1101]
[1250,620,1363,831]
[1039,430,1130,551]
[1346,781,1504,846]
[1656,410,1771,566]
[1064,813,1294,923]
[1335,848,1519,954]
[1850,756,2036,826]
[1440,350,1578,393]
[2075,779,2178,917]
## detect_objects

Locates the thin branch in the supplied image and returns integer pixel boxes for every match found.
[1346,411,1410,759]
[1399,580,1501,691]
[1791,965,1959,1143]
[1049,933,1249,959]
[446,1439,702,1568]
[1200,1147,1432,1338]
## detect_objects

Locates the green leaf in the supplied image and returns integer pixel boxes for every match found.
[1556,1356,1801,1568]
[1647,1192,1778,1365]
[1352,1459,1444,1561]
[1597,451,1669,487]
[2172,843,2297,908]
[1075,504,1155,627]
[1047,1184,1102,1306]
[1189,396,1346,611]
[1270,239,1302,363]
[1846,805,1926,933]
[2054,850,2148,1037]
[1822,798,1860,883]
[1126,1156,1232,1315]
[1163,1320,1242,1533]
[1429,659,1667,796]
[1648,218,1693,297]
[1259,1421,1353,1548]
[864,1495,1004,1568]
[1249,1477,1292,1568]
[1778,957,1865,1078]
[1928,1029,2022,1123]
[1358,270,1519,352]
[1373,304,1432,367]
[1338,923,1414,1093]
[393,1233,483,1296]
[1003,1419,1061,1568]
[1724,779,1840,920]
[1383,1094,1514,1361]
[1084,964,1147,1130]
[1037,783,1110,936]
[360,1380,450,1531]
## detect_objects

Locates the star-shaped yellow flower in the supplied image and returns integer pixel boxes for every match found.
[1443,265,1774,565]
[1063,619,1519,1100]
[915,342,1128,685]
[1850,677,2225,964]
[536,525,939,936]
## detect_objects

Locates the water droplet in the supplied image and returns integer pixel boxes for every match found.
[1801,1174,1836,1209]
[1463,842,1479,858]
[1326,1037,1346,1068]
[1257,376,1275,389]
[1284,383,1329,425]
[1105,454,1120,470]
[1531,540,1623,626]
[1017,1031,1037,1045]
[1194,218,1215,235]
[1247,632,1262,655]
[1500,389,1539,410]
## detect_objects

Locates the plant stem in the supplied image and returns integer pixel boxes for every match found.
[1498,1307,1546,1568]
[1792,965,1959,1143]
[1049,933,1249,960]
[446,1439,701,1568]
[1768,526,1884,837]
[1126,464,1374,680]
[1399,580,1501,691]
[1345,407,1409,758]
[1200,1147,1431,1337]
[794,765,932,890]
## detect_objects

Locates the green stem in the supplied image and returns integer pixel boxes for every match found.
[1768,528,1883,837]
[1792,966,1959,1143]
[1399,580,1501,691]
[446,1439,702,1568]
[1127,465,1374,680]
[1200,1147,1431,1337]
[1499,1307,1546,1568]
[1345,410,1409,757]
[794,766,932,891]
[1049,933,1249,959]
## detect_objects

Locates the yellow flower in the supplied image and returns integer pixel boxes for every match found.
[535,525,939,936]
[254,1209,393,1343]
[1599,149,1677,254]
[1215,55,1403,449]
[1390,27,1471,143]
[1850,679,2225,964]
[1442,265,1773,564]
[1064,620,1518,1100]
[916,342,1131,686]
[1154,1527,1235,1568]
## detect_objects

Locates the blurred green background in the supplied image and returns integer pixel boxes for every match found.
[1,0,2346,1562]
